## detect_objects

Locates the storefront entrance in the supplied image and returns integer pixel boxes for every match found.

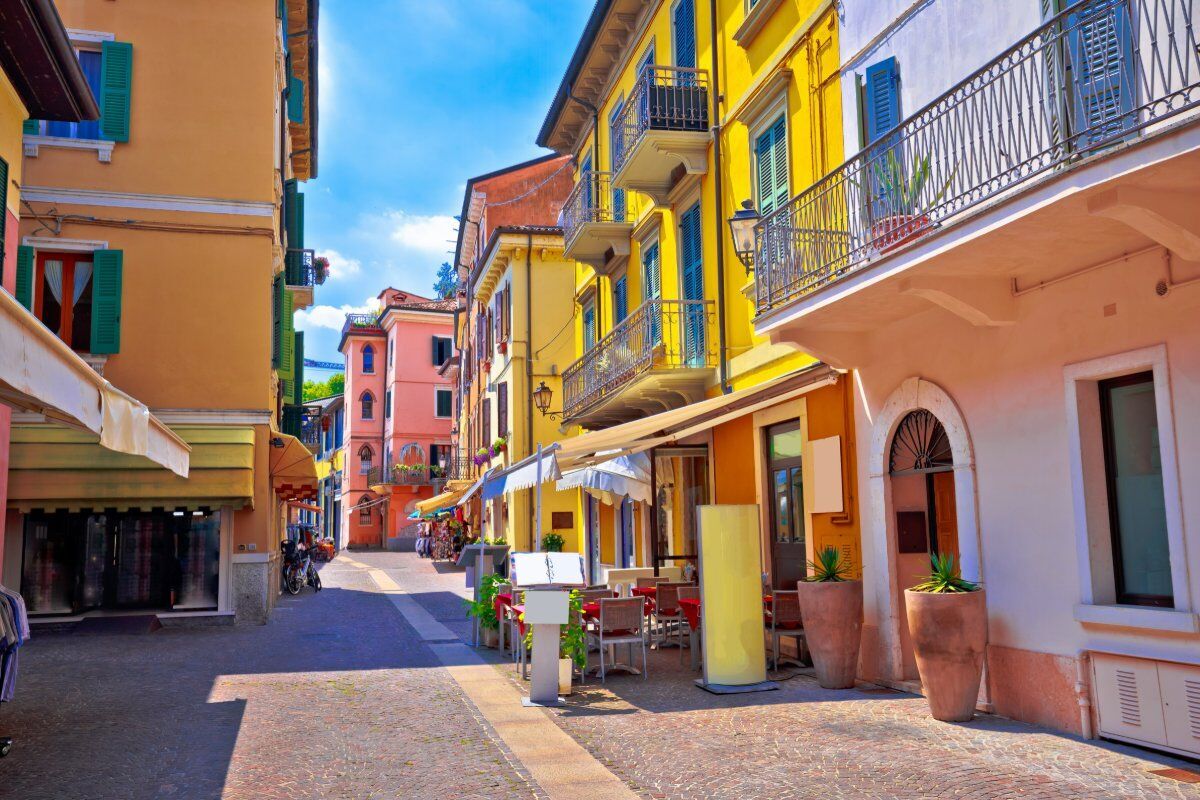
[766,421,806,589]
[21,509,222,616]
[651,446,708,573]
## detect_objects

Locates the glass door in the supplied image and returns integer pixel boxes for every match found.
[767,421,806,589]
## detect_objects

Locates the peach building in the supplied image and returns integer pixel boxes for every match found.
[338,290,456,549]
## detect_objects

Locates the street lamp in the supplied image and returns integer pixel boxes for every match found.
[532,380,561,420]
[727,199,761,273]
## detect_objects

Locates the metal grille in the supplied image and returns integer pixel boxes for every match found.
[755,0,1200,314]
[561,299,714,422]
[366,455,470,488]
[562,171,627,245]
[614,65,710,175]
[889,409,953,475]
[285,248,323,287]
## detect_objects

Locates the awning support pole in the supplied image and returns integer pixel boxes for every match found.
[534,442,543,551]
[650,448,659,577]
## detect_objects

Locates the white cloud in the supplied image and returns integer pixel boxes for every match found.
[379,211,458,256]
[295,296,380,332]
[317,248,361,282]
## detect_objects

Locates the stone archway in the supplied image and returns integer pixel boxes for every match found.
[866,377,980,682]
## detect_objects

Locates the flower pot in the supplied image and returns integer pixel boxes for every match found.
[482,626,499,649]
[871,214,931,253]
[903,588,987,722]
[558,658,573,695]
[796,580,862,689]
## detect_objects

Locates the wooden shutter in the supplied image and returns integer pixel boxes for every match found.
[283,179,301,249]
[863,57,900,146]
[642,242,661,301]
[1066,0,1135,147]
[582,302,596,350]
[755,117,789,219]
[99,41,133,143]
[431,335,440,365]
[613,275,628,323]
[15,245,34,310]
[482,397,491,447]
[22,119,39,135]
[672,0,696,69]
[680,204,705,363]
[497,382,508,438]
[272,273,284,368]
[288,75,305,124]
[90,249,124,354]
[281,289,295,379]
[0,158,7,271]
[293,331,304,404]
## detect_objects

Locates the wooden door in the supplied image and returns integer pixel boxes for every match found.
[931,471,960,564]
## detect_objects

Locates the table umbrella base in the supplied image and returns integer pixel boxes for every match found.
[694,679,779,695]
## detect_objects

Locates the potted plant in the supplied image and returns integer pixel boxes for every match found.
[497,340,508,356]
[465,573,506,648]
[904,553,985,722]
[473,448,490,467]
[491,437,507,456]
[795,546,862,689]
[861,150,955,253]
[313,255,330,285]
[522,588,586,694]
[541,532,564,553]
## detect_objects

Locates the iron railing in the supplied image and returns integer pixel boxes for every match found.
[614,65,710,175]
[755,0,1200,314]
[562,171,632,245]
[286,248,325,287]
[562,299,715,421]
[341,312,383,338]
[367,456,470,487]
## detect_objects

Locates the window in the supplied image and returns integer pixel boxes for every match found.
[613,274,629,324]
[754,115,789,218]
[385,389,392,418]
[1099,372,1173,607]
[28,41,132,144]
[608,99,627,215]
[357,495,373,525]
[387,339,393,367]
[362,344,375,374]
[582,299,597,351]
[672,0,697,69]
[435,388,453,419]
[497,383,508,439]
[482,397,491,448]
[358,445,374,474]
[861,57,900,150]
[44,49,103,140]
[679,202,705,364]
[360,391,374,420]
[429,443,443,469]
[432,336,453,366]
[18,249,125,354]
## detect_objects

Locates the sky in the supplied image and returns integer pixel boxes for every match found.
[295,0,592,370]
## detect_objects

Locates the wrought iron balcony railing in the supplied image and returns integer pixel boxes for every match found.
[562,299,715,421]
[614,65,710,175]
[285,248,325,287]
[755,0,1200,315]
[341,312,383,337]
[367,456,471,488]
[562,171,630,243]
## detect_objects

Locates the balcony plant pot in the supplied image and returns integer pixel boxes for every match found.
[903,588,986,722]
[870,214,931,253]
[796,579,862,689]
[498,340,508,356]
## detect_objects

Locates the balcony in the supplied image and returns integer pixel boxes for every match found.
[367,456,471,491]
[562,171,635,270]
[285,248,325,310]
[341,312,383,338]
[612,65,710,204]
[562,299,716,428]
[754,0,1200,331]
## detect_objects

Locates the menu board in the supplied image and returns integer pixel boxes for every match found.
[509,551,586,588]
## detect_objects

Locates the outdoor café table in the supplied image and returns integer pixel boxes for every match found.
[679,597,702,671]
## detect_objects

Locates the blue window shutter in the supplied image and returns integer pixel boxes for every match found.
[15,245,34,311]
[583,303,596,350]
[642,242,661,301]
[99,41,133,143]
[614,276,628,323]
[863,57,900,146]
[1066,0,1135,147]
[680,203,704,364]
[673,0,696,69]
[91,250,124,354]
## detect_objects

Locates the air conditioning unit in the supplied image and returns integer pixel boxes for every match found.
[1092,653,1200,759]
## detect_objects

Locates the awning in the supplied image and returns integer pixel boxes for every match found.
[481,445,561,501]
[457,470,490,506]
[288,501,322,513]
[414,479,474,515]
[557,364,841,468]
[270,433,318,502]
[0,288,190,476]
[557,452,652,504]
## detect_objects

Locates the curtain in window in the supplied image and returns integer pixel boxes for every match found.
[44,260,65,304]
[73,262,93,304]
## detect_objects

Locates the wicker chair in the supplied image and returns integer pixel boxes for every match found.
[635,576,669,589]
[767,590,806,670]
[653,582,688,649]
[587,597,647,682]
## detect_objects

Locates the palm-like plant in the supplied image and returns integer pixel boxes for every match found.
[910,552,979,594]
[866,150,956,217]
[804,546,853,582]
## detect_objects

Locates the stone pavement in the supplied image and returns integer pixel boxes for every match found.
[2,550,1199,800]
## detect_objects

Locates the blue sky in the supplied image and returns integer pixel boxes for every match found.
[296,0,591,369]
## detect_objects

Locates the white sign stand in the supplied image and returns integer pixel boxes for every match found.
[510,552,585,708]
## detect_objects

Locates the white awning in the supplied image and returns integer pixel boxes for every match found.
[557,452,652,505]
[481,444,561,501]
[457,470,490,506]
[0,288,189,476]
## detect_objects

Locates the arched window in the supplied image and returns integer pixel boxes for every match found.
[889,410,953,475]
[358,444,374,474]
[362,344,375,374]
[360,391,374,420]
[357,495,373,525]
[399,442,426,467]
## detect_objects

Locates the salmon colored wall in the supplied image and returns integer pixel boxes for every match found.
[383,312,454,448]
[25,0,277,202]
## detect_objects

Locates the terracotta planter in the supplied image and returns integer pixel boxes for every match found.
[904,589,987,722]
[871,214,931,253]
[796,580,863,689]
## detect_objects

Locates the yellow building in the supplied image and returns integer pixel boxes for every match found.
[3,0,321,624]
[536,0,859,588]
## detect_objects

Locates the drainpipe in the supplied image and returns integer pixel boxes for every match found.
[525,234,535,549]
[708,0,730,393]
[1075,650,1094,739]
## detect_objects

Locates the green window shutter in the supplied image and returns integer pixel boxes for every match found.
[283,179,301,249]
[0,157,8,271]
[100,41,133,143]
[281,289,295,379]
[755,126,776,217]
[15,245,34,310]
[293,331,304,404]
[582,302,596,350]
[288,75,305,124]
[22,119,39,135]
[90,250,124,354]
[295,191,305,249]
[272,273,284,367]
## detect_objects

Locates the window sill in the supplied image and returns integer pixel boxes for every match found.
[24,134,115,163]
[1074,603,1199,633]
[734,0,787,48]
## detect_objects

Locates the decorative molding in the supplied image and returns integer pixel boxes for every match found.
[20,185,275,217]
[22,235,109,252]
[731,69,793,131]
[149,409,273,425]
[24,135,114,163]
[1074,604,1200,634]
[733,0,787,48]
[66,28,115,44]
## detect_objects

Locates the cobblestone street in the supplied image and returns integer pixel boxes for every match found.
[2,552,1199,800]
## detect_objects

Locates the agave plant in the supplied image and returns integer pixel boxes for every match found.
[910,552,980,594]
[863,149,956,218]
[804,546,853,582]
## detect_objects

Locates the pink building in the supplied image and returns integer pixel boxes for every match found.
[338,289,456,549]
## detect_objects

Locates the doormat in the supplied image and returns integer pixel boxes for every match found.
[1149,768,1200,784]
[74,615,163,636]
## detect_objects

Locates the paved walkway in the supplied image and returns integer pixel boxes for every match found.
[2,551,1199,800]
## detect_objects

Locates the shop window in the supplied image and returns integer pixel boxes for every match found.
[362,344,375,374]
[358,444,373,474]
[360,391,374,420]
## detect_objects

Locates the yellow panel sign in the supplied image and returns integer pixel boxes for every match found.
[697,504,769,688]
